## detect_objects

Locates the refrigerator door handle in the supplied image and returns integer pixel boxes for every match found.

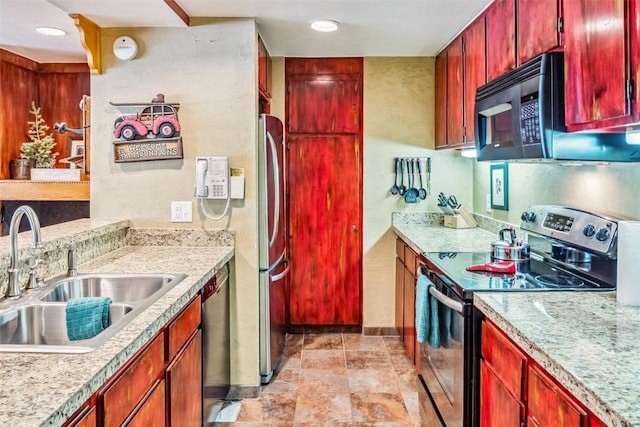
[270,259,290,282]
[267,130,280,248]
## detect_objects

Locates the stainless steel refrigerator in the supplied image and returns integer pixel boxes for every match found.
[258,114,289,384]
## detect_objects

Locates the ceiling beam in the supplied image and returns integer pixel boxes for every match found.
[164,0,191,26]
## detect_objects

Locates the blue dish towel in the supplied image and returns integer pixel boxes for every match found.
[416,274,441,348]
[65,297,112,341]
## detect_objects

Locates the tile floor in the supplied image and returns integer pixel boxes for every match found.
[233,332,437,426]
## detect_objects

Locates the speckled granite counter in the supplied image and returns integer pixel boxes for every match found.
[0,219,234,426]
[476,292,636,427]
[391,212,498,254]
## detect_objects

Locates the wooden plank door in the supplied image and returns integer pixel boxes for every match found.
[286,58,363,326]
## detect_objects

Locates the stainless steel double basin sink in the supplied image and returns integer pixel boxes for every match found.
[0,273,187,353]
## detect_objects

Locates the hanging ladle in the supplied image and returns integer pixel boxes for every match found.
[404,159,419,203]
[390,158,400,195]
[417,160,427,200]
[398,158,407,195]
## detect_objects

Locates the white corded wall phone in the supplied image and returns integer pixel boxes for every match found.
[195,156,231,220]
[196,156,229,199]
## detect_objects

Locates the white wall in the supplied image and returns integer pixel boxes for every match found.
[90,18,261,387]
[362,57,473,328]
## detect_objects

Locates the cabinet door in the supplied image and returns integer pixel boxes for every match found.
[464,17,486,144]
[486,0,516,81]
[403,266,416,364]
[480,360,524,426]
[446,36,464,145]
[564,0,630,130]
[167,330,203,427]
[395,256,405,338]
[258,35,272,98]
[287,78,361,134]
[481,320,527,399]
[435,51,448,148]
[517,0,561,65]
[100,332,166,427]
[125,381,166,427]
[65,405,96,427]
[528,364,588,427]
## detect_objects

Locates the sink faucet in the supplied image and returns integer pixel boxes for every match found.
[6,206,44,299]
[65,243,78,277]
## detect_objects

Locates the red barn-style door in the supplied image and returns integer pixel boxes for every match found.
[285,58,363,326]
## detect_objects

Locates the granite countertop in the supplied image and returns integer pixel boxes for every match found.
[0,221,234,427]
[475,292,636,427]
[393,213,637,426]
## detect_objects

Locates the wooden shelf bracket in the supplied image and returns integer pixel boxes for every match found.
[70,14,101,75]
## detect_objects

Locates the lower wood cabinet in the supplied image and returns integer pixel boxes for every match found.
[64,295,202,427]
[126,381,166,427]
[395,237,419,368]
[480,318,606,427]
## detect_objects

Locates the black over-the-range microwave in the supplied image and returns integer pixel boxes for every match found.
[474,52,637,162]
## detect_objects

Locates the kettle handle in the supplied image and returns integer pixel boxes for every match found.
[499,228,512,242]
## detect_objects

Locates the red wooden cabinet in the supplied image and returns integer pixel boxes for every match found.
[464,17,486,143]
[446,36,465,146]
[435,16,485,149]
[167,330,202,427]
[258,35,272,98]
[394,237,420,367]
[126,381,166,427]
[485,0,516,81]
[286,58,363,327]
[479,360,524,426]
[480,318,611,427]
[563,0,631,130]
[528,364,587,427]
[517,0,562,66]
[480,320,526,426]
[435,51,448,148]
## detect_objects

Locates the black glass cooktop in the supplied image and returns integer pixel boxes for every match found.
[422,251,615,300]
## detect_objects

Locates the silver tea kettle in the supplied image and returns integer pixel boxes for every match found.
[492,227,530,262]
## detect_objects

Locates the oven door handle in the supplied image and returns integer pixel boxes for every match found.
[428,286,464,314]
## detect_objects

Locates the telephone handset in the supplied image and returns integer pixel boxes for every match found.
[196,156,229,199]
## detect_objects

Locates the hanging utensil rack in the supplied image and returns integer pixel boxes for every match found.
[389,157,431,202]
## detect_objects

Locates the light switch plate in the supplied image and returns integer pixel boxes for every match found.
[171,201,193,222]
[485,194,492,212]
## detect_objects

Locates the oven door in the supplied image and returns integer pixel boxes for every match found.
[418,267,465,427]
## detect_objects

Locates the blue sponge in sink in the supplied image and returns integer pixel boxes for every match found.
[65,297,113,341]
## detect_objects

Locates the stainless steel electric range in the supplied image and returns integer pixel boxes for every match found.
[416,205,620,427]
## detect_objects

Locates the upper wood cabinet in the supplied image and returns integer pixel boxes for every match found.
[434,17,486,149]
[258,35,272,99]
[434,51,448,148]
[446,36,465,146]
[563,0,634,131]
[517,0,562,65]
[485,0,516,81]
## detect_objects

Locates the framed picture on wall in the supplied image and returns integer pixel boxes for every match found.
[490,163,509,211]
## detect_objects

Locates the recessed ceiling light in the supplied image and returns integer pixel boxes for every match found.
[35,27,66,37]
[310,20,339,32]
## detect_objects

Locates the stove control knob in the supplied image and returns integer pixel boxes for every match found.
[583,224,596,238]
[596,227,610,242]
[521,211,536,222]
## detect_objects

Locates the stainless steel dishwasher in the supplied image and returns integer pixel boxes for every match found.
[202,263,238,423]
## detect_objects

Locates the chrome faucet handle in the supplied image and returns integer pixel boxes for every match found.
[25,258,43,290]
[65,243,78,277]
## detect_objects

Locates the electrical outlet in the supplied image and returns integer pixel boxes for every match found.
[171,201,193,222]
[485,194,492,212]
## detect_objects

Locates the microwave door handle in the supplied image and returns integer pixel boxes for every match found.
[428,286,464,314]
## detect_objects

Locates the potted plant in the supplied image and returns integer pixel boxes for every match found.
[20,101,58,168]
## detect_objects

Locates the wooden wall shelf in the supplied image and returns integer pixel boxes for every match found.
[0,180,90,201]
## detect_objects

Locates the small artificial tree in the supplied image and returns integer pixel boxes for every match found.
[20,101,58,168]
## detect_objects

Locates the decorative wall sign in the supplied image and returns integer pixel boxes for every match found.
[113,137,183,163]
[110,93,183,163]
[490,163,509,211]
